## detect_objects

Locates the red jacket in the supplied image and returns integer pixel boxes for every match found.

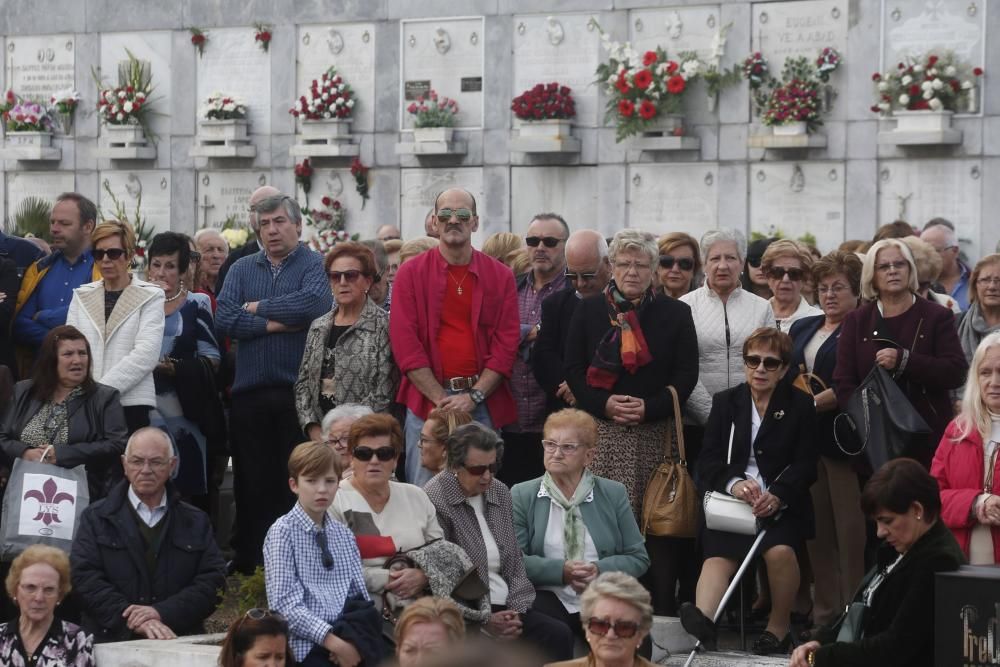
[389,247,519,426]
[931,419,1000,562]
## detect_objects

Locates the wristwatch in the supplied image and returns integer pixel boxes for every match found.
[469,389,486,405]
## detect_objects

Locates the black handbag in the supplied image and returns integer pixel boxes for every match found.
[833,365,931,470]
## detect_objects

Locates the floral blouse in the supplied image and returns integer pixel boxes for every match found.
[0,618,95,667]
[19,387,84,449]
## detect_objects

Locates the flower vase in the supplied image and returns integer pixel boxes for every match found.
[199,119,249,141]
[413,127,454,143]
[5,130,53,148]
[640,113,684,136]
[515,119,573,138]
[893,110,954,133]
[300,118,352,140]
[104,124,148,145]
[707,94,718,112]
[819,85,835,113]
[773,121,808,136]
[966,85,979,114]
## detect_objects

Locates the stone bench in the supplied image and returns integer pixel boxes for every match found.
[94,633,224,667]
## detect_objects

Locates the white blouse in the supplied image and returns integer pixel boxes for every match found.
[469,493,508,605]
[539,487,599,613]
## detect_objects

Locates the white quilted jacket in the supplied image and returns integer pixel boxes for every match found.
[680,285,775,424]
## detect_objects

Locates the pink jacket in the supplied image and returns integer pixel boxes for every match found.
[389,247,519,426]
[931,419,1000,562]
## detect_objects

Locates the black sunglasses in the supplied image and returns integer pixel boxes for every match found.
[93,248,127,261]
[352,446,396,462]
[587,617,640,638]
[329,270,363,283]
[526,236,564,248]
[315,531,334,569]
[464,462,500,476]
[744,355,783,371]
[747,256,762,268]
[766,266,806,282]
[436,208,473,224]
[659,255,695,271]
[565,270,598,283]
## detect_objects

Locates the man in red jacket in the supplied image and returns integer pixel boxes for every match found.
[390,188,519,485]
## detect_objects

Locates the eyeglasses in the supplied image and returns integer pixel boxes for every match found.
[747,256,763,268]
[315,531,334,569]
[613,260,651,273]
[659,255,695,271]
[418,435,440,449]
[436,208,473,224]
[18,582,59,598]
[876,261,908,273]
[352,446,396,462]
[541,440,583,455]
[766,266,805,281]
[565,270,598,283]
[744,355,784,371]
[328,270,363,283]
[125,456,172,470]
[586,617,640,638]
[817,283,851,295]
[977,277,1000,287]
[381,235,401,241]
[93,248,127,261]
[463,462,500,477]
[241,608,285,623]
[324,435,348,448]
[525,236,565,248]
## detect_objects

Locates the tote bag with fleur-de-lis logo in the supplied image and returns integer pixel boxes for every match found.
[0,459,90,560]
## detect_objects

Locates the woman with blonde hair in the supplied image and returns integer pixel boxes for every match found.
[395,597,466,667]
[418,407,473,480]
[399,237,438,264]
[482,232,524,264]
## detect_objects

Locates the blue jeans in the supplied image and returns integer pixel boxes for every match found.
[404,390,492,486]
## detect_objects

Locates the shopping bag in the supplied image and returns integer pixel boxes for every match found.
[0,458,90,560]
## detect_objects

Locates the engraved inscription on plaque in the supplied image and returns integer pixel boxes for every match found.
[7,35,75,102]
[752,0,848,73]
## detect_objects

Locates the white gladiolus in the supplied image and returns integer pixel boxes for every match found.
[945,65,957,77]
[338,84,345,92]
[322,92,329,100]
[657,62,668,75]
[901,75,913,86]
[899,94,910,105]
[928,97,943,110]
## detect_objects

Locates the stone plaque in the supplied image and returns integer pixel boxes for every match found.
[196,28,271,135]
[400,17,484,130]
[877,159,983,260]
[749,161,845,254]
[294,167,376,240]
[627,164,719,240]
[510,167,598,234]
[399,168,484,244]
[6,35,75,102]
[628,6,724,63]
[100,32,173,142]
[752,0,848,73]
[6,171,74,219]
[99,170,172,234]
[882,0,984,66]
[512,13,602,127]
[298,23,376,132]
[196,171,269,229]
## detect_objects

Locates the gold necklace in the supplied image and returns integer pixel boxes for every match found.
[449,267,470,295]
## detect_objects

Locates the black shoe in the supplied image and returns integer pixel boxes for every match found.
[679,602,718,651]
[752,630,792,655]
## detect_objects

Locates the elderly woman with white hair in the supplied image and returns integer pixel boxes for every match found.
[564,228,698,615]
[319,402,373,480]
[833,238,967,466]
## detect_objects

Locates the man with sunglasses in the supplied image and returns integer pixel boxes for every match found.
[503,213,570,486]
[14,192,101,373]
[534,230,612,417]
[390,187,519,486]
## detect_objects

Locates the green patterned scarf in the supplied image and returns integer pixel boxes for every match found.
[541,470,596,561]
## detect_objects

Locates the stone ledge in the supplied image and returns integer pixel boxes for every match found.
[94,633,224,667]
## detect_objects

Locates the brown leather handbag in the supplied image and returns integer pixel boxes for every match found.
[640,386,698,538]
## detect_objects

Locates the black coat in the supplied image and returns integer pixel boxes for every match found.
[70,480,227,642]
[788,314,846,460]
[697,381,818,539]
[0,380,127,499]
[532,287,579,414]
[564,292,699,422]
[813,519,965,667]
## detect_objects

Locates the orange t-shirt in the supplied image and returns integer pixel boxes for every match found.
[437,265,479,379]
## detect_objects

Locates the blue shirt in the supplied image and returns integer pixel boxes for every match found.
[949,261,971,311]
[263,503,368,662]
[14,251,96,348]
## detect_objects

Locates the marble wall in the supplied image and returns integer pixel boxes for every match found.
[1,0,998,259]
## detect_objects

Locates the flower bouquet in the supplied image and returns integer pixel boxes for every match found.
[294,159,313,207]
[190,28,207,57]
[49,88,81,134]
[745,49,842,134]
[290,67,355,121]
[93,49,157,149]
[3,99,53,133]
[199,93,250,143]
[511,82,576,140]
[350,158,370,209]
[406,89,459,142]
[254,23,272,53]
[871,52,983,116]
[203,94,248,121]
[220,226,250,249]
[305,196,358,254]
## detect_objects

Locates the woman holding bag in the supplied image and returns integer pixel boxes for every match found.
[681,327,817,656]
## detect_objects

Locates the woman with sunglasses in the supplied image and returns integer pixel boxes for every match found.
[761,240,821,333]
[741,237,778,300]
[833,239,967,466]
[545,572,655,667]
[424,422,575,662]
[655,232,701,299]
[219,608,292,667]
[67,220,165,435]
[295,242,397,443]
[330,414,444,617]
[680,327,817,656]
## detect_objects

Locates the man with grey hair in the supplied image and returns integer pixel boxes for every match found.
[71,427,226,642]
[533,229,611,414]
[922,219,971,310]
[216,193,332,573]
[376,224,401,242]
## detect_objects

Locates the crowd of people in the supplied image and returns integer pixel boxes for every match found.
[0,187,998,667]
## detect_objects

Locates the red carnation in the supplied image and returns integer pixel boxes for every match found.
[331,200,341,210]
[908,84,920,96]
[191,33,205,45]
[870,105,881,113]
[638,99,656,120]
[634,69,653,90]
[666,61,679,75]
[615,72,631,94]
[928,55,938,66]
[642,51,658,66]
[321,196,332,207]
[871,72,881,81]
[974,67,984,76]
[666,75,686,94]
[618,99,635,117]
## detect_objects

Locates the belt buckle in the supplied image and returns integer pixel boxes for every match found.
[447,375,477,391]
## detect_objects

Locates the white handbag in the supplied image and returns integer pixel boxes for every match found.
[703,423,758,535]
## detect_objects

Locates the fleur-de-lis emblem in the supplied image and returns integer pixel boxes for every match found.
[23,477,75,526]
[773,410,785,420]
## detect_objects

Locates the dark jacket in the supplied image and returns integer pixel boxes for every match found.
[788,314,846,460]
[564,292,699,422]
[330,597,384,667]
[0,380,127,499]
[697,381,818,539]
[532,287,579,414]
[833,299,967,461]
[813,519,965,667]
[0,257,18,376]
[70,480,226,642]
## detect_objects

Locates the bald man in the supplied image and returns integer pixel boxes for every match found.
[923,221,971,310]
[532,230,611,413]
[215,185,280,293]
[376,224,401,242]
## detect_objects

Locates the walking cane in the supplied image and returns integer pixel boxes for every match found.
[682,515,777,667]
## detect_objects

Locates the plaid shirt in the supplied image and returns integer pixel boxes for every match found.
[266,244,302,279]
[510,271,567,432]
[264,503,369,662]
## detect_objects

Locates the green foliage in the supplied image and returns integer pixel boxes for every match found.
[703,63,744,99]
[235,566,268,616]
[100,180,155,246]
[4,197,51,240]
[798,232,818,247]
[750,229,785,242]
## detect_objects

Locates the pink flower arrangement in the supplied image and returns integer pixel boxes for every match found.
[4,100,53,132]
[406,89,459,128]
